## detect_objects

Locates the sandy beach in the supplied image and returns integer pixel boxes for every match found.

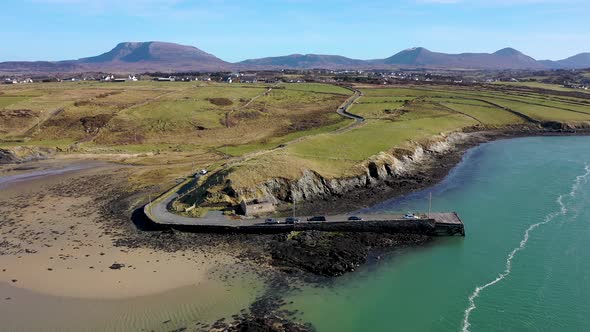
[0,160,263,331]
[0,160,239,298]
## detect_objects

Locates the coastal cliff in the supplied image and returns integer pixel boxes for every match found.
[224,132,472,210]
[213,123,590,214]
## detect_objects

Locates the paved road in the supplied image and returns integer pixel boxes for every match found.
[143,183,260,226]
[146,200,432,227]
[337,88,365,123]
[145,85,367,226]
[145,178,417,227]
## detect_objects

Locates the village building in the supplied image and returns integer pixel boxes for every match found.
[154,76,176,82]
[239,75,257,83]
[239,199,276,216]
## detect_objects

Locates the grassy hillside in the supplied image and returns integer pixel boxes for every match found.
[4,81,590,198]
[226,83,590,192]
[0,81,351,187]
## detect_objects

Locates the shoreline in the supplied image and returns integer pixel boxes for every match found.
[0,163,255,300]
[3,130,590,331]
[287,127,590,217]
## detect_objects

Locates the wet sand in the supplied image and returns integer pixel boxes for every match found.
[0,276,260,332]
[0,160,263,330]
[0,161,239,298]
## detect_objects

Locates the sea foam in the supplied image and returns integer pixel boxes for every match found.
[461,164,590,332]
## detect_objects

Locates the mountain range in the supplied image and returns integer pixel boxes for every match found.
[0,41,588,74]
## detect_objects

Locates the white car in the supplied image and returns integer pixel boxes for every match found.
[403,213,420,220]
[199,169,208,175]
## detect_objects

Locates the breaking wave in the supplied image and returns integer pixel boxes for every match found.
[461,164,590,332]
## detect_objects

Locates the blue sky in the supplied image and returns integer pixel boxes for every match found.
[0,0,588,62]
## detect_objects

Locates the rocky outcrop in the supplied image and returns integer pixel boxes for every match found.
[208,123,590,212]
[230,132,469,206]
[269,230,430,276]
[0,149,19,164]
[541,120,590,131]
[0,146,50,164]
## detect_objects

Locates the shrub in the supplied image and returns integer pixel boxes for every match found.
[206,98,233,106]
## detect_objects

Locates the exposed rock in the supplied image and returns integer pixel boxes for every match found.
[269,231,367,276]
[0,146,50,164]
[109,263,125,270]
[230,132,468,207]
[291,170,334,201]
[268,231,430,277]
[216,274,315,332]
[0,149,19,164]
[224,315,312,332]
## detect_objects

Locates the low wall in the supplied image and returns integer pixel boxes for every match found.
[166,219,459,236]
[293,219,436,234]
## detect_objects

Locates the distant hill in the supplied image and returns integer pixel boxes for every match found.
[0,42,588,74]
[236,47,548,70]
[237,54,367,69]
[540,53,590,69]
[0,41,230,74]
[77,41,229,71]
[375,47,543,70]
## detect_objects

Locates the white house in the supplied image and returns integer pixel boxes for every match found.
[155,76,175,82]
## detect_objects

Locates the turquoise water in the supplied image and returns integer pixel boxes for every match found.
[284,136,590,332]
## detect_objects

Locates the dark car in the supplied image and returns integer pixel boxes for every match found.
[347,216,363,221]
[285,217,301,224]
[264,218,280,224]
[307,216,326,222]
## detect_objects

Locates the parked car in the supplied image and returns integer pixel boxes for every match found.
[307,216,326,221]
[199,169,208,175]
[347,216,363,221]
[403,213,420,220]
[285,217,300,224]
[264,218,280,224]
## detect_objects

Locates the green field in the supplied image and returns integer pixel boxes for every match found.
[0,96,31,108]
[226,83,590,192]
[4,81,590,201]
[348,100,407,119]
[222,116,348,157]
[440,102,523,125]
[281,83,352,95]
[0,81,351,186]
[496,81,590,94]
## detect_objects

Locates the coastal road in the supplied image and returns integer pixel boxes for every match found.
[144,197,464,236]
[145,198,438,227]
[145,85,367,227]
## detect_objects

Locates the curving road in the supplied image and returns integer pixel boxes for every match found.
[337,88,365,122]
[145,85,366,226]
